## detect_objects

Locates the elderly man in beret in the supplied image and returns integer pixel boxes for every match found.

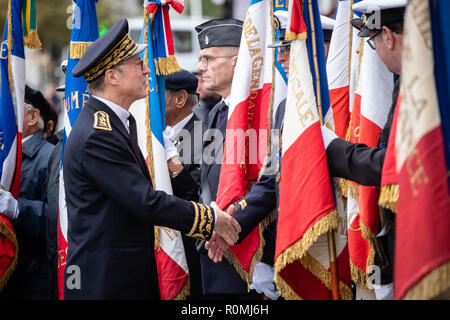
[162,69,206,298]
[0,86,55,300]
[62,18,241,300]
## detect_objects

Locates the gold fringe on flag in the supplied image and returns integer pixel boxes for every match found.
[69,41,92,60]
[349,221,376,290]
[378,184,398,213]
[0,220,19,292]
[403,261,450,300]
[143,10,160,250]
[155,55,181,76]
[274,210,353,300]
[285,31,307,41]
[174,278,190,300]
[23,29,41,50]
[274,210,338,298]
[223,224,266,290]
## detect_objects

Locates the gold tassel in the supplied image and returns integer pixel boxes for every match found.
[403,261,450,300]
[174,278,190,300]
[23,29,42,50]
[0,221,19,292]
[285,31,307,41]
[378,184,398,213]
[348,182,360,199]
[157,55,181,75]
[70,41,92,60]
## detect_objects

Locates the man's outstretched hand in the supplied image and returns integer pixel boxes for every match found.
[207,203,237,262]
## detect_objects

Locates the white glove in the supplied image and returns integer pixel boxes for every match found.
[0,189,19,220]
[321,125,339,149]
[373,283,393,300]
[163,126,179,160]
[250,262,280,300]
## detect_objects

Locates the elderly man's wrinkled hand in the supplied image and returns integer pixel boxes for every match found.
[205,232,229,263]
[210,202,240,246]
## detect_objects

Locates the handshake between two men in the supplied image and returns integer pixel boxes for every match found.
[207,202,238,263]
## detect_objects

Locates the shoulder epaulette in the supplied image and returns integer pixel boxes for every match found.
[93,111,112,131]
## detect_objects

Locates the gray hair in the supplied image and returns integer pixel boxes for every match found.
[186,92,199,107]
[87,73,106,95]
[24,102,44,130]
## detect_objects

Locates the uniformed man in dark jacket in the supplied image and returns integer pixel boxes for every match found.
[62,18,241,300]
[194,18,258,299]
[206,11,334,300]
[321,0,406,300]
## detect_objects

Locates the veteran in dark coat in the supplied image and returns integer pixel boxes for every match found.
[0,86,55,300]
[195,18,255,298]
[63,18,240,300]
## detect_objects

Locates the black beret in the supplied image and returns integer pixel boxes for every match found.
[24,85,52,122]
[195,19,243,49]
[165,70,198,94]
[72,18,147,82]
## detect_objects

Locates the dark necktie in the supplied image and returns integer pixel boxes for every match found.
[128,114,138,146]
[215,101,228,137]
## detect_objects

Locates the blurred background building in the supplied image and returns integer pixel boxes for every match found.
[0,0,337,121]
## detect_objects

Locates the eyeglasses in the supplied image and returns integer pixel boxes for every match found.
[118,57,145,71]
[279,45,290,55]
[367,30,382,50]
[198,55,236,67]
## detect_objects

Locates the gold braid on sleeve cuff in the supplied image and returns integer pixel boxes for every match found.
[187,202,214,240]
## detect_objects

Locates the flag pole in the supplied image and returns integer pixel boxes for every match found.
[307,0,340,300]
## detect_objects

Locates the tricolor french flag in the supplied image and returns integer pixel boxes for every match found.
[130,9,189,300]
[0,0,25,291]
[395,0,450,300]
[325,0,352,139]
[215,0,277,285]
[143,1,184,75]
[274,0,352,300]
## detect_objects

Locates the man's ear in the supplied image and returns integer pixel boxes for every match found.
[29,108,40,126]
[232,55,238,68]
[382,26,395,50]
[175,90,188,109]
[104,68,120,86]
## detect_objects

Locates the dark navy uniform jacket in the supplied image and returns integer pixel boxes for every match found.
[63,97,215,300]
[326,78,400,186]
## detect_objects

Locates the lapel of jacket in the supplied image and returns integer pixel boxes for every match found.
[87,97,151,180]
[202,101,224,177]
